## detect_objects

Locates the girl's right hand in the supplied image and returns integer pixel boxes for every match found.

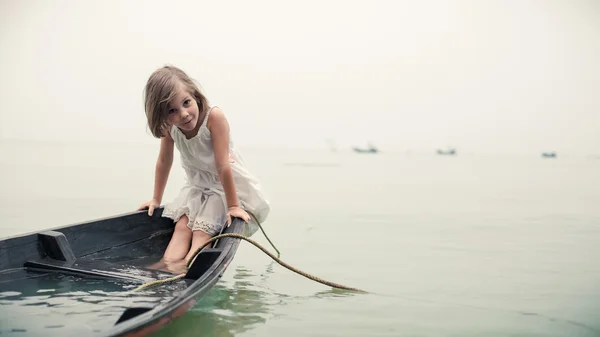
[138,199,160,216]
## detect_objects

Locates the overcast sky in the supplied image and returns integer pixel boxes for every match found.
[0,0,598,154]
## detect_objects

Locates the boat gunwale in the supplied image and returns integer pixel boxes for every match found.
[0,208,162,242]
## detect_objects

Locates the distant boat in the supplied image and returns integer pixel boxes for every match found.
[541,152,557,158]
[353,143,378,154]
[436,148,456,156]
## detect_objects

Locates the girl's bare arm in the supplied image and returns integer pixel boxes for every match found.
[208,107,249,223]
[153,132,175,203]
[208,107,239,208]
[139,131,174,215]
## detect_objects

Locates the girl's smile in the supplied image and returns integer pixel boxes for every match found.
[167,86,200,135]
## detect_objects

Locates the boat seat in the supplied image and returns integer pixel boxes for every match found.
[185,248,223,280]
[38,230,76,263]
[115,307,153,324]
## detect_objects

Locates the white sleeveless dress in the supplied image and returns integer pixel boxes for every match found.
[162,106,270,237]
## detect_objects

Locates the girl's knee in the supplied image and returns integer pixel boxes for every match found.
[191,230,211,241]
[174,215,190,231]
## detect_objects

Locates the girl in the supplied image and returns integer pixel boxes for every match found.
[138,65,270,273]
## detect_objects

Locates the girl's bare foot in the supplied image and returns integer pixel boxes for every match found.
[162,259,187,274]
[146,258,187,274]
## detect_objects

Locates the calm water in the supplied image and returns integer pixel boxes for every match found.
[1,140,600,336]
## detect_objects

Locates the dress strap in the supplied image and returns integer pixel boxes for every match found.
[201,105,217,128]
[169,124,178,139]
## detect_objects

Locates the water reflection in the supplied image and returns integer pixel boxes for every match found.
[0,273,172,336]
[152,265,273,337]
[152,260,366,337]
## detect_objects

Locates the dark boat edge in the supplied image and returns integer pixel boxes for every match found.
[0,208,164,242]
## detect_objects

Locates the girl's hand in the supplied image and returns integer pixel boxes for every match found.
[138,199,160,216]
[226,206,250,226]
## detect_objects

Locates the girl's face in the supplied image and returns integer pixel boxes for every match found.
[166,87,200,133]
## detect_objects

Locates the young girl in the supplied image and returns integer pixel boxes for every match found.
[138,65,270,272]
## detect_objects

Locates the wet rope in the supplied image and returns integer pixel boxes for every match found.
[249,212,280,259]
[130,219,367,293]
[131,273,186,291]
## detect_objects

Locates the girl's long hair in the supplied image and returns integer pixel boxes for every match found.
[143,65,210,138]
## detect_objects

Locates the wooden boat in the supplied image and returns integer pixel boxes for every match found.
[436,148,456,156]
[352,147,377,153]
[352,143,378,154]
[0,208,245,336]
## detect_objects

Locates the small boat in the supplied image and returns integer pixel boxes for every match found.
[352,143,378,154]
[0,208,245,336]
[436,148,456,156]
[541,151,557,158]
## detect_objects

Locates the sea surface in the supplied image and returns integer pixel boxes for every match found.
[1,140,600,336]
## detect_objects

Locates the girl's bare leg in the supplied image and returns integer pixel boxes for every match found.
[147,215,192,273]
[183,230,213,265]
[162,215,193,261]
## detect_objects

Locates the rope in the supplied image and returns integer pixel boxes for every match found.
[249,212,280,259]
[130,220,367,294]
[131,273,185,292]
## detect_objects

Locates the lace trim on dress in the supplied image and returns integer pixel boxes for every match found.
[162,207,222,236]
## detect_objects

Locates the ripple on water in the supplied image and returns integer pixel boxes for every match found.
[0,273,175,337]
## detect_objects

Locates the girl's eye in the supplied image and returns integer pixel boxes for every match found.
[183,99,191,107]
[168,108,176,114]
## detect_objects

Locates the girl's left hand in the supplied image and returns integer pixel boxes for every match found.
[227,206,250,226]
